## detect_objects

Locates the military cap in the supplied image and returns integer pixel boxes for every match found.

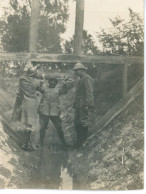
[73,63,87,71]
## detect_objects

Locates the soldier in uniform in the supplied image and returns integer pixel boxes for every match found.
[18,67,42,151]
[73,63,94,148]
[38,76,74,149]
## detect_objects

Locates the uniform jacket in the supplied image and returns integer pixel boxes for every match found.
[38,81,74,116]
[74,73,94,109]
[19,75,41,100]
[18,75,41,126]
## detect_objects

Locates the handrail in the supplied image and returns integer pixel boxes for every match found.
[0,52,143,64]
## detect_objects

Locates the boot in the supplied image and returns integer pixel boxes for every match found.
[30,131,40,150]
[55,127,70,149]
[21,130,32,151]
[74,126,88,149]
[40,130,46,146]
[73,125,82,148]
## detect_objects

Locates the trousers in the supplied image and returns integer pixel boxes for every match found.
[74,107,89,147]
[39,114,66,146]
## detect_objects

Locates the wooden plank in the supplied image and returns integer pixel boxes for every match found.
[122,63,128,98]
[125,56,144,64]
[74,0,84,55]
[88,77,144,138]
[29,0,40,52]
[0,53,143,64]
[0,53,30,61]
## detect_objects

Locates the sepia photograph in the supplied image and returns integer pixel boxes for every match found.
[0,0,144,191]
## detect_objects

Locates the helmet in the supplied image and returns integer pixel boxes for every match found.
[73,63,87,71]
[27,67,37,77]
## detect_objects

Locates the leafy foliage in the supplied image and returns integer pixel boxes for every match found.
[38,0,69,53]
[0,0,30,52]
[0,5,143,79]
[97,9,144,56]
[63,30,100,55]
[0,0,69,53]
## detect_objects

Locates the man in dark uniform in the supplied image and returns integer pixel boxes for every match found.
[38,76,74,149]
[73,63,94,148]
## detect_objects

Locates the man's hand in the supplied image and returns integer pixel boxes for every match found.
[64,76,73,82]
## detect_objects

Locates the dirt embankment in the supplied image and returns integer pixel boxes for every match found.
[68,93,144,190]
[0,86,41,188]
[0,80,144,190]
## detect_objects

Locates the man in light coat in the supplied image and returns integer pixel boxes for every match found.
[38,76,74,149]
[19,67,42,151]
[73,63,94,148]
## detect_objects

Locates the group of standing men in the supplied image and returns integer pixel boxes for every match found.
[13,62,94,151]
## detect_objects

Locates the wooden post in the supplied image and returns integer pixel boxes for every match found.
[122,63,128,99]
[29,0,40,53]
[74,0,84,55]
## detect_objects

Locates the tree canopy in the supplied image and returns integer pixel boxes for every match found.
[97,8,144,56]
[63,30,100,55]
[0,2,143,56]
[0,0,69,53]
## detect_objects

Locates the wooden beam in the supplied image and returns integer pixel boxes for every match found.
[0,53,144,64]
[29,0,40,53]
[74,0,84,55]
[0,53,30,61]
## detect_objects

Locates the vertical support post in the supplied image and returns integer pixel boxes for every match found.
[29,0,40,53]
[122,63,128,99]
[74,0,84,55]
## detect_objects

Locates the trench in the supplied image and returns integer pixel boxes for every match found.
[16,91,144,190]
[20,121,89,190]
[26,147,73,189]
[0,72,144,190]
[22,143,90,190]
[0,87,91,189]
